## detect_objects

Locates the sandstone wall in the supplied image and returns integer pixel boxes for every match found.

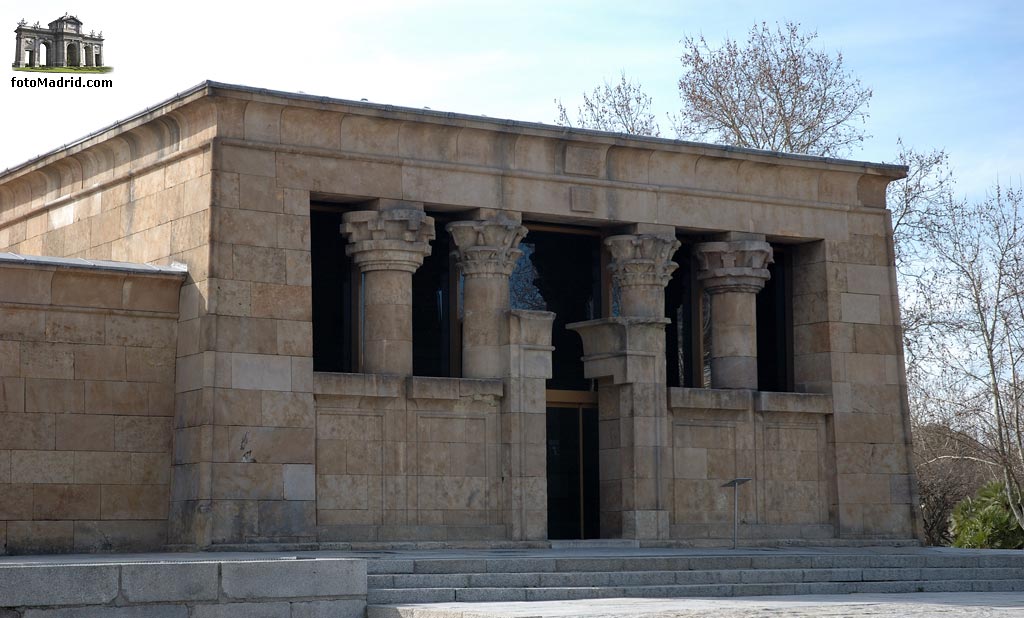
[0,258,184,554]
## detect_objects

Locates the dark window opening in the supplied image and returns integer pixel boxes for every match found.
[665,243,700,388]
[757,247,793,392]
[412,216,458,377]
[311,208,355,373]
[511,229,601,391]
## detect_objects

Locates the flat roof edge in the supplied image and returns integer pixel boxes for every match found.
[0,80,908,182]
[0,252,189,276]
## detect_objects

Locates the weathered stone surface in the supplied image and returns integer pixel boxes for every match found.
[0,564,118,606]
[220,559,367,599]
[121,562,219,602]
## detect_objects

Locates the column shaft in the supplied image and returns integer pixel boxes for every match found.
[694,239,773,390]
[448,218,527,379]
[341,208,434,376]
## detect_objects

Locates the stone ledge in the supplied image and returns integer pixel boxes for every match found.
[313,372,503,400]
[755,391,833,415]
[668,388,753,412]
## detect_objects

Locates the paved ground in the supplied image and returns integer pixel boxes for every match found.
[379,593,1024,617]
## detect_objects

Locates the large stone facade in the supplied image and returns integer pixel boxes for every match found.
[0,81,920,553]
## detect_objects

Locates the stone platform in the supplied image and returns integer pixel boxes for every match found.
[3,546,1024,617]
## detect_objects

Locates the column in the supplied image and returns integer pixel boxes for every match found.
[605,234,681,317]
[447,217,527,378]
[569,233,679,540]
[341,208,435,376]
[13,35,24,67]
[694,234,773,389]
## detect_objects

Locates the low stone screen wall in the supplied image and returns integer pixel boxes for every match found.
[0,255,185,554]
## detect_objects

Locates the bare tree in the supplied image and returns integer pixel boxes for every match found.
[674,21,872,157]
[555,71,661,137]
[910,184,1024,535]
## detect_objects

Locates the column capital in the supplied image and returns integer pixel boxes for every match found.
[341,209,435,273]
[447,218,527,278]
[694,240,773,294]
[605,234,680,288]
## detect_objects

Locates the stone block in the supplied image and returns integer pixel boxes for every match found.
[105,315,176,348]
[0,412,53,449]
[5,521,74,555]
[283,464,315,500]
[0,266,52,304]
[122,562,219,602]
[262,391,314,427]
[207,500,257,544]
[191,603,289,618]
[220,558,367,599]
[51,271,124,309]
[24,607,187,618]
[0,563,118,606]
[257,500,315,536]
[115,416,172,452]
[215,207,279,248]
[251,283,311,321]
[20,342,74,380]
[0,484,33,519]
[11,450,74,484]
[74,451,132,484]
[131,452,171,484]
[276,320,312,357]
[33,484,101,519]
[86,381,149,416]
[0,450,9,483]
[126,347,177,384]
[73,345,127,381]
[212,463,283,500]
[45,311,105,345]
[291,600,366,618]
[232,244,287,283]
[214,388,262,426]
[213,426,314,464]
[231,353,291,391]
[216,316,278,354]
[56,413,115,451]
[101,484,169,519]
[840,293,881,324]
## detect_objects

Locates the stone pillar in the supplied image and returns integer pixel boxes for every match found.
[694,235,773,390]
[501,309,555,540]
[569,233,678,540]
[341,208,435,376]
[13,34,24,67]
[448,217,527,379]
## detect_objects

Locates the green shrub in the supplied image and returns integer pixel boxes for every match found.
[951,480,1024,549]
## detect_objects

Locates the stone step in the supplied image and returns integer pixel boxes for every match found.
[365,554,1024,575]
[367,567,1024,591]
[366,578,1024,605]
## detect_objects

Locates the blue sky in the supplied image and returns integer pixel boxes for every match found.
[3,0,1021,199]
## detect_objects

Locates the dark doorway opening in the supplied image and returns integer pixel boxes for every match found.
[546,403,600,539]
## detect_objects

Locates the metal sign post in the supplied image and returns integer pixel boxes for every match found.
[721,478,752,549]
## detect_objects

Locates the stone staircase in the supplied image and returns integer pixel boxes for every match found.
[365,551,1024,607]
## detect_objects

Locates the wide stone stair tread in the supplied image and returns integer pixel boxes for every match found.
[365,554,1024,606]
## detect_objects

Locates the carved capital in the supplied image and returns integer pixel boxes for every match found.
[340,209,435,273]
[447,219,527,278]
[605,234,681,288]
[694,240,773,294]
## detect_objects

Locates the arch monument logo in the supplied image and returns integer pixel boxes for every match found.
[12,13,111,74]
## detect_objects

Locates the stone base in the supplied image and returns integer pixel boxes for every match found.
[0,556,366,616]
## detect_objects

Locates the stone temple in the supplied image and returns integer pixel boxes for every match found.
[0,82,920,554]
[12,15,104,69]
